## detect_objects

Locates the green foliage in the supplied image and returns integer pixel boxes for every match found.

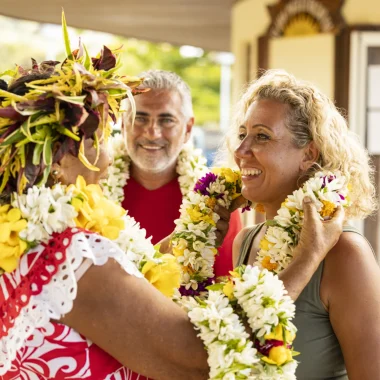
[116,39,221,126]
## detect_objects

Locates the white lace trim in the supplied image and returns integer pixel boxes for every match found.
[0,229,142,375]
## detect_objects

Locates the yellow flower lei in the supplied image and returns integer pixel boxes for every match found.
[0,177,181,297]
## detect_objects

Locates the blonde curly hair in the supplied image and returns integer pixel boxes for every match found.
[227,69,377,220]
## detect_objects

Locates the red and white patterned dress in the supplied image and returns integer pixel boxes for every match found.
[0,228,150,380]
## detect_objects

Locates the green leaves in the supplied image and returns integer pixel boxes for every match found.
[62,10,73,60]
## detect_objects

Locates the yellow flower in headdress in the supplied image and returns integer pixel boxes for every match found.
[0,205,28,272]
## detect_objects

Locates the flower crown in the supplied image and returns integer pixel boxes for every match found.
[0,12,144,195]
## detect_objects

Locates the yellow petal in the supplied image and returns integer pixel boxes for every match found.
[268,345,289,366]
[0,255,19,273]
[0,223,11,243]
[223,280,235,300]
[142,260,156,275]
[172,246,185,257]
[7,231,20,246]
[102,226,121,240]
[12,219,27,232]
[71,197,83,210]
[19,239,28,254]
[144,255,181,297]
[261,256,278,271]
[6,208,21,222]
[259,238,271,251]
[0,204,10,214]
[76,175,87,190]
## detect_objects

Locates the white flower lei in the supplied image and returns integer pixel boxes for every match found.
[255,171,350,274]
[12,183,158,272]
[101,133,209,204]
[172,170,239,291]
[178,265,298,379]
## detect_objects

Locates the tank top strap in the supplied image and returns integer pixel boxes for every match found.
[342,225,376,256]
[237,223,266,267]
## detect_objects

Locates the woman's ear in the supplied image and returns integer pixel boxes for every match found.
[300,141,319,171]
[51,162,63,182]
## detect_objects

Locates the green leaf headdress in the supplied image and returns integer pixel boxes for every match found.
[0,11,144,195]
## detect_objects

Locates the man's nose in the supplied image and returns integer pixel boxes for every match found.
[144,120,162,139]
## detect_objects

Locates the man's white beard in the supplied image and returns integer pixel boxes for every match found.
[131,151,179,174]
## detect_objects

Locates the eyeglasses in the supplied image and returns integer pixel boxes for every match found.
[133,114,179,129]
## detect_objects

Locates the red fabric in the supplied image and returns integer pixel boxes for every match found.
[214,210,242,277]
[122,177,183,244]
[122,177,242,277]
[0,229,76,340]
[2,322,148,379]
[1,229,149,380]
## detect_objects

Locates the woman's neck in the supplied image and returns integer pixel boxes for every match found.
[262,200,284,221]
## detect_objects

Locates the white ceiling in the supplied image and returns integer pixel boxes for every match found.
[0,0,234,51]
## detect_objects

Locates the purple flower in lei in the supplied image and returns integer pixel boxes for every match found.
[241,205,251,213]
[193,172,218,196]
[180,277,214,297]
[321,174,336,189]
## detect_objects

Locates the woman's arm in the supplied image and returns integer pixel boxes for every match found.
[323,232,380,380]
[62,259,208,380]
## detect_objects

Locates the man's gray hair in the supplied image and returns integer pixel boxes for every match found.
[138,69,194,119]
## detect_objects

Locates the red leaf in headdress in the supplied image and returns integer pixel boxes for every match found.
[79,108,100,138]
[92,46,116,71]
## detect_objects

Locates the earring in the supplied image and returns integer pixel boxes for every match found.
[52,170,59,184]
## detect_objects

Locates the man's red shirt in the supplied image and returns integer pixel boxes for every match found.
[122,176,242,277]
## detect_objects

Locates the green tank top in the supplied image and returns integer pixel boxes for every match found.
[237,224,371,380]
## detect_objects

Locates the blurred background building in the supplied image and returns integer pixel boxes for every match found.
[0,0,379,256]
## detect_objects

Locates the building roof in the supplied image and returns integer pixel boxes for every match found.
[0,0,233,51]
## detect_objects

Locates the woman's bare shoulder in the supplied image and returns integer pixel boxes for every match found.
[322,230,379,306]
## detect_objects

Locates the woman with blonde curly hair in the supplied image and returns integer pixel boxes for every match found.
[232,70,380,379]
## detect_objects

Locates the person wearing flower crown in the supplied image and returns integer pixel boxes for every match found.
[102,69,243,278]
[230,70,380,379]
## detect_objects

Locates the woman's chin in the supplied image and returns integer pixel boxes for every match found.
[241,187,265,204]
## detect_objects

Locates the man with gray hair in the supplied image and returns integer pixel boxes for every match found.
[106,69,242,278]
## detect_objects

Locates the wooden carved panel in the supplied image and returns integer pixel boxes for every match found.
[265,0,346,37]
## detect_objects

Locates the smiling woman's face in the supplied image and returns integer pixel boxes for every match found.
[234,99,307,209]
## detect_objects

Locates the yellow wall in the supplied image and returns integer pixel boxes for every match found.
[231,0,274,101]
[269,34,335,98]
[231,0,380,102]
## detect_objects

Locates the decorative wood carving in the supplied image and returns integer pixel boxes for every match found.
[265,0,346,37]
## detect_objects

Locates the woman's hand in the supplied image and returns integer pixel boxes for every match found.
[280,197,345,301]
[293,196,345,265]
[214,195,247,247]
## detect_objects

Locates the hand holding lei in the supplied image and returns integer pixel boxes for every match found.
[256,172,350,273]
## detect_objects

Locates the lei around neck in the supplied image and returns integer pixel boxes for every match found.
[172,168,350,379]
[101,133,209,204]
